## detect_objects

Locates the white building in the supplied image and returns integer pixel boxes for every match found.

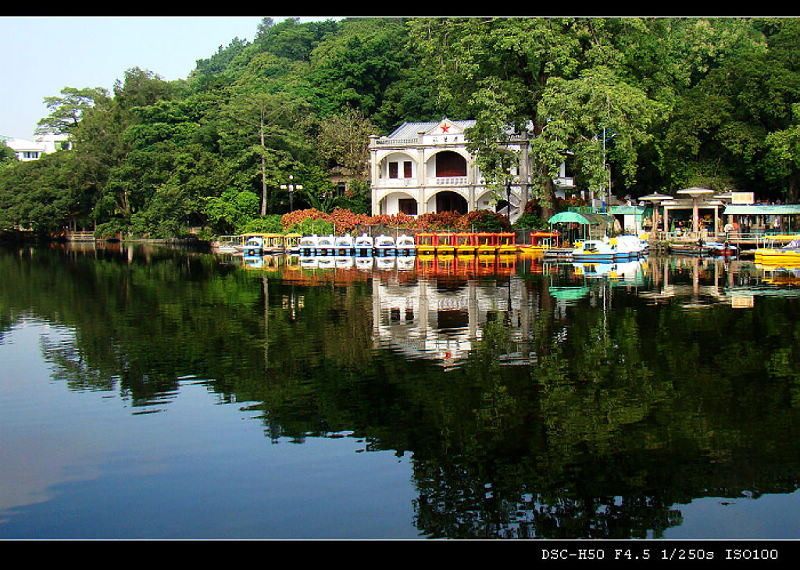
[368,118,574,223]
[1,133,71,161]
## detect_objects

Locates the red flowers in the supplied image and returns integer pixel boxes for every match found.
[280,208,510,234]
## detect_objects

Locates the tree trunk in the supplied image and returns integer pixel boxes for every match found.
[260,111,267,217]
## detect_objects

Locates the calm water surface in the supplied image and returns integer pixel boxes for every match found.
[1,243,800,539]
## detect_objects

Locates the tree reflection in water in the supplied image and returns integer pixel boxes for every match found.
[2,244,800,539]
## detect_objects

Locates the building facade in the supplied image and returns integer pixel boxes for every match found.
[1,133,71,161]
[369,118,558,223]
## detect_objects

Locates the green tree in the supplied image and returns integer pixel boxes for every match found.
[0,151,85,232]
[203,188,261,234]
[0,142,17,167]
[763,103,800,202]
[308,18,408,117]
[660,20,800,194]
[408,17,766,212]
[316,106,375,181]
[408,17,617,215]
[36,86,108,135]
[535,66,667,196]
[221,90,308,216]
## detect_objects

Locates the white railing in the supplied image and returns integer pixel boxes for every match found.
[431,176,468,186]
[378,176,469,188]
[380,178,416,187]
[374,138,417,146]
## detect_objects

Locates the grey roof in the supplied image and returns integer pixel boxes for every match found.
[385,120,476,139]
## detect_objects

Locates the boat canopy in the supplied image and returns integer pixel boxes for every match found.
[723,205,800,215]
[547,211,616,225]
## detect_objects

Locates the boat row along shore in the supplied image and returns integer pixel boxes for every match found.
[211,230,800,265]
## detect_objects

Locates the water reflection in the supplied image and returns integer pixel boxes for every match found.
[2,244,800,539]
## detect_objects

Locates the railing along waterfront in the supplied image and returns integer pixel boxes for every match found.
[647,230,797,252]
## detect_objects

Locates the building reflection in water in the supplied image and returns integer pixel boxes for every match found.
[243,250,800,368]
[367,253,537,369]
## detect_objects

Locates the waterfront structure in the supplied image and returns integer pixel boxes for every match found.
[368,118,574,223]
[642,190,800,237]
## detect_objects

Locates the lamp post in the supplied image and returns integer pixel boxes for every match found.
[280,175,303,212]
[506,179,511,217]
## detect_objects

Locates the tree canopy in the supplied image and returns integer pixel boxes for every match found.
[3,16,800,237]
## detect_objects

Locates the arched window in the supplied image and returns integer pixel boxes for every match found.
[435,151,467,177]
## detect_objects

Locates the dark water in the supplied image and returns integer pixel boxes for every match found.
[2,243,800,539]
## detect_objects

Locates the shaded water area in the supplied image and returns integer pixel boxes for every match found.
[2,242,800,539]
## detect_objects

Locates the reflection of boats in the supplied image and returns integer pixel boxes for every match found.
[242,253,284,270]
[573,259,645,282]
[397,255,415,270]
[355,233,374,256]
[761,267,800,287]
[375,235,396,256]
[572,235,646,262]
[549,284,592,302]
[669,241,738,257]
[335,256,354,269]
[300,255,318,268]
[355,256,374,270]
[396,234,416,256]
[755,236,800,265]
[334,235,354,256]
[375,256,396,270]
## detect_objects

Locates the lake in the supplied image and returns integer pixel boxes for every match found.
[1,242,800,540]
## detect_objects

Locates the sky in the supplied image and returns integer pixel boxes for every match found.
[0,16,336,140]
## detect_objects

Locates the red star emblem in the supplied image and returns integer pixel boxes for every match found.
[441,124,450,133]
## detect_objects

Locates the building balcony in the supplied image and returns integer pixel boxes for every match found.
[377,176,469,188]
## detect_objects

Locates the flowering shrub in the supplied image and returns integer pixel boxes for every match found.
[278,208,511,234]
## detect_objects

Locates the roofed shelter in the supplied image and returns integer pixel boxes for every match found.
[723,204,800,233]
[547,211,616,244]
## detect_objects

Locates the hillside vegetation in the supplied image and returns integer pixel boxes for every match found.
[2,17,799,239]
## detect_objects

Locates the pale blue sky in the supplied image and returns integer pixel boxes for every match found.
[1,16,336,139]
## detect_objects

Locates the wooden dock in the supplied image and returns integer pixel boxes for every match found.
[64,231,96,242]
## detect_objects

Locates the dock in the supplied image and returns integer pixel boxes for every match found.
[647,232,780,258]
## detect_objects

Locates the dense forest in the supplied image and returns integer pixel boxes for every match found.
[2,16,800,240]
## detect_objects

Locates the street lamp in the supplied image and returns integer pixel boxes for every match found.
[280,175,303,212]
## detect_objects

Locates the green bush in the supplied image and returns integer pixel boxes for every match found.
[512,212,547,230]
[238,214,284,234]
[289,217,335,236]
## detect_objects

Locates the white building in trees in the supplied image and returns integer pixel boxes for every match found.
[1,133,71,161]
[368,118,574,222]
